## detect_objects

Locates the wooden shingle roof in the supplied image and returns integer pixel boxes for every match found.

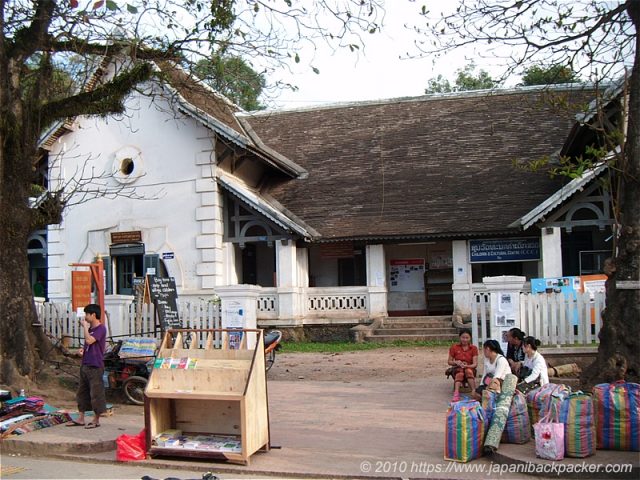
[242,87,594,241]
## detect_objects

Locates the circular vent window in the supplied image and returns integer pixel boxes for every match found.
[112,146,144,184]
[120,157,135,175]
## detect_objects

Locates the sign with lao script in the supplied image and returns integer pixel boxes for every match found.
[110,230,142,244]
[147,276,180,330]
[71,270,92,310]
[469,238,541,263]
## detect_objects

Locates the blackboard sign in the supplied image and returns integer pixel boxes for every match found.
[148,276,180,330]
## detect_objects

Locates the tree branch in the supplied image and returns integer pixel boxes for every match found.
[9,0,55,60]
[523,2,629,50]
[39,61,155,124]
[50,39,180,61]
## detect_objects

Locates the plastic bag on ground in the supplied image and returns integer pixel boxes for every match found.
[116,429,146,461]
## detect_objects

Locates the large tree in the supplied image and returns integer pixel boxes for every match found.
[425,62,496,93]
[194,53,266,110]
[0,0,384,389]
[415,0,638,386]
[520,63,581,86]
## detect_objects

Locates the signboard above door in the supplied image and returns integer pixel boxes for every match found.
[320,242,355,259]
[110,230,142,244]
[469,237,540,263]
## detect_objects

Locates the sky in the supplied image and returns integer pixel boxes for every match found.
[258,0,630,110]
[264,2,502,109]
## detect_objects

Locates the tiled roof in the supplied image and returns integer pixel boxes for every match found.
[158,61,307,178]
[243,87,594,241]
[157,60,246,137]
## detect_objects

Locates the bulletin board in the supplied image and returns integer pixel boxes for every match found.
[389,259,425,292]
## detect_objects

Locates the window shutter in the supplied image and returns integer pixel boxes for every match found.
[144,254,160,277]
[102,256,113,295]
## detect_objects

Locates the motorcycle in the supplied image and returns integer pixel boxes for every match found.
[263,330,282,372]
[103,339,154,405]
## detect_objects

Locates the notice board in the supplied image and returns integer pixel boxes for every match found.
[71,270,92,310]
[148,276,180,330]
[389,259,425,292]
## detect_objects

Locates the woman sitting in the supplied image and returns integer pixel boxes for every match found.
[506,327,526,374]
[472,339,510,401]
[516,336,549,393]
[447,329,478,402]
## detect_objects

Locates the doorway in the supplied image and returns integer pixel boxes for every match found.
[116,255,143,295]
[242,244,257,285]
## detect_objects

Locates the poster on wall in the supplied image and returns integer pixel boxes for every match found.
[499,292,515,314]
[580,274,607,300]
[495,313,516,328]
[499,328,512,356]
[389,259,425,292]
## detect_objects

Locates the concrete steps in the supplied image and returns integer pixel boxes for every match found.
[367,333,459,343]
[365,315,459,343]
[377,327,458,336]
[383,315,453,328]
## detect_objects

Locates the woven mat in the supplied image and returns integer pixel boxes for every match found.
[1,465,27,476]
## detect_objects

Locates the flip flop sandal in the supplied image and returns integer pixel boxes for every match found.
[65,420,84,427]
[84,422,100,429]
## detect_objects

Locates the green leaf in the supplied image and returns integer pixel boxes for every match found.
[105,0,118,11]
[294,53,300,63]
[311,66,320,74]
[126,4,138,13]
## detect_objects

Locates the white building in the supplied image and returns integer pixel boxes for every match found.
[36,61,618,333]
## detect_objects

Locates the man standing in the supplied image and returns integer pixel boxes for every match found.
[67,304,107,429]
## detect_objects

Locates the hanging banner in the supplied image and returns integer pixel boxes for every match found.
[71,270,92,310]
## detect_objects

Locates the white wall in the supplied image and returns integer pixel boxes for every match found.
[46,80,223,301]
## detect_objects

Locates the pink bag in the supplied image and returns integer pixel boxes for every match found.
[534,410,565,461]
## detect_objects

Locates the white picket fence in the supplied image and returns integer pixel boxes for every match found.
[38,301,221,348]
[471,291,605,347]
[520,291,605,346]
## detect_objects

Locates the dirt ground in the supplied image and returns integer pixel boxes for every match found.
[32,346,451,413]
[268,346,450,382]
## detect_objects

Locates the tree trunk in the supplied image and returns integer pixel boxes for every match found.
[0,91,50,392]
[581,1,640,388]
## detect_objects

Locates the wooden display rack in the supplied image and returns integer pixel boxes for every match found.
[144,328,270,465]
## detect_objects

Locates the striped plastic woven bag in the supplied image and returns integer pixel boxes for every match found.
[527,383,571,428]
[593,382,640,451]
[444,399,487,462]
[481,390,497,426]
[559,392,596,457]
[502,390,531,444]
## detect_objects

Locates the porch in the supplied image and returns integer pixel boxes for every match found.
[36,285,375,346]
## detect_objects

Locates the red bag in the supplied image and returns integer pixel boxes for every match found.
[116,429,146,461]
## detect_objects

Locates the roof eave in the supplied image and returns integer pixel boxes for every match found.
[236,116,308,179]
[509,163,609,230]
[217,173,315,240]
[310,229,526,244]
